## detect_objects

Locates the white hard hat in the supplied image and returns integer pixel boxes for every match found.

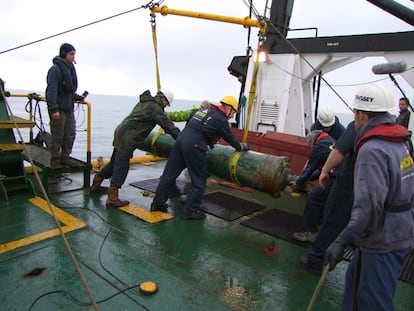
[353,83,394,112]
[160,89,174,104]
[317,107,335,127]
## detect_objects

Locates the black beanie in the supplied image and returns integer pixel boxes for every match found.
[59,43,76,58]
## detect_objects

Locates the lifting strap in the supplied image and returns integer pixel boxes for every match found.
[242,39,264,143]
[150,14,161,92]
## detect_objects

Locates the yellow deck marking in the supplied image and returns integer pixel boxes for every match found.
[119,204,173,223]
[0,197,86,254]
[0,143,24,151]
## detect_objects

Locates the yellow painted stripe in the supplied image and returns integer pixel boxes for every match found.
[0,196,86,254]
[29,197,86,228]
[24,166,43,174]
[119,204,173,223]
[0,143,24,151]
[0,226,75,254]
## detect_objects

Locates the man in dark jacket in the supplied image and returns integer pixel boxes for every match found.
[90,89,180,208]
[46,43,85,168]
[150,95,249,220]
[396,97,411,128]
[300,121,356,275]
[310,107,345,140]
[290,130,335,242]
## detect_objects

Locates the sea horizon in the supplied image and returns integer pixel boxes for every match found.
[6,90,353,161]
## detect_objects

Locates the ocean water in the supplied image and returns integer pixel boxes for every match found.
[6,91,353,161]
[6,92,200,161]
[82,94,200,160]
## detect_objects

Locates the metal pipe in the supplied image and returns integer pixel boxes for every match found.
[137,131,291,198]
[366,0,414,27]
[151,6,267,34]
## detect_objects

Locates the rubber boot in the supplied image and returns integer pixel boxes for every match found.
[90,175,108,193]
[106,186,129,208]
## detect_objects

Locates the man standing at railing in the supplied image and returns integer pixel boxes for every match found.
[46,43,85,169]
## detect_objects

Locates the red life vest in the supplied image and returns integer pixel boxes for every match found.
[315,132,329,144]
[354,123,411,164]
[313,132,332,171]
[215,104,226,115]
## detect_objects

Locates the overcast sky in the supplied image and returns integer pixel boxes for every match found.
[1,0,413,113]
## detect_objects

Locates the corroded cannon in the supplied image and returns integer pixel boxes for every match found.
[136,131,290,198]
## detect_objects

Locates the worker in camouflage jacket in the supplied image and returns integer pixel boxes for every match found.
[90,89,180,208]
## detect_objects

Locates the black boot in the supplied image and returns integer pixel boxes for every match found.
[150,202,169,212]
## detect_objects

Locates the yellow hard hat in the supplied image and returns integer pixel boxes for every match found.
[220,96,238,112]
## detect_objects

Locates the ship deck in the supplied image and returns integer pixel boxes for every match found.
[0,160,413,311]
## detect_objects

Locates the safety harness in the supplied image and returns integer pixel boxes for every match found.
[187,104,225,147]
[354,123,411,158]
[313,132,334,172]
[54,60,77,94]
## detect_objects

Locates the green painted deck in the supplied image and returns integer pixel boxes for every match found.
[0,160,413,311]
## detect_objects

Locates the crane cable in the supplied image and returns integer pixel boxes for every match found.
[0,1,159,55]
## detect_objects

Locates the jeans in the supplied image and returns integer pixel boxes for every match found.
[302,180,332,232]
[307,174,353,272]
[99,149,130,188]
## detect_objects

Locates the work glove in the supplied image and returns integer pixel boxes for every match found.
[289,181,299,193]
[239,142,249,151]
[170,128,180,140]
[323,236,348,271]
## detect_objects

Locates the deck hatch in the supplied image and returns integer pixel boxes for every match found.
[130,178,190,197]
[240,208,308,245]
[199,191,265,221]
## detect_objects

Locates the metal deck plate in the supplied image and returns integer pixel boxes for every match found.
[240,208,308,246]
[129,178,191,197]
[199,191,265,221]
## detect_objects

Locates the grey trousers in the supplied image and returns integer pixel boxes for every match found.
[49,111,76,164]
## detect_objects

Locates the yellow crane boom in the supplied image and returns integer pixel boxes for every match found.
[151,5,266,34]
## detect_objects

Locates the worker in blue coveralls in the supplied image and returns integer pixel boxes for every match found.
[150,95,249,220]
[311,106,345,140]
[324,84,414,311]
[300,121,356,275]
[290,129,335,243]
